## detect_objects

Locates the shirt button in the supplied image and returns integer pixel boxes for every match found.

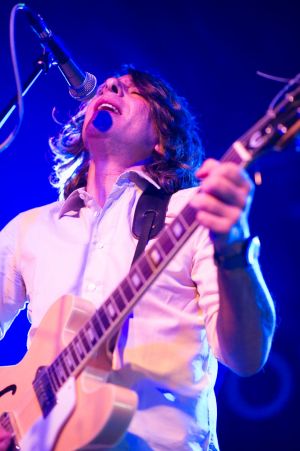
[87,282,97,292]
[96,242,104,249]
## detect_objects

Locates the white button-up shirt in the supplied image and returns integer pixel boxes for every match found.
[0,170,221,450]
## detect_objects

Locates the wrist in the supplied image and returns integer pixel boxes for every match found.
[214,236,261,270]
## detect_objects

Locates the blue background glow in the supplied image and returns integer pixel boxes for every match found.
[1,1,299,450]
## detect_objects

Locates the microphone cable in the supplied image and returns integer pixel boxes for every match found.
[0,4,25,153]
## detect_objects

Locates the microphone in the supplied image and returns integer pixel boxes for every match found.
[21,4,98,101]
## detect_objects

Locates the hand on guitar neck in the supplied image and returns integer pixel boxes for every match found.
[191,158,253,252]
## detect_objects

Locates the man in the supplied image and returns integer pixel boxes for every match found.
[0,67,276,450]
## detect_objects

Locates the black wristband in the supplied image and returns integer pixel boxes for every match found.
[214,236,261,270]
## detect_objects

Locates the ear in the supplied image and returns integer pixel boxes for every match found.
[154,143,164,155]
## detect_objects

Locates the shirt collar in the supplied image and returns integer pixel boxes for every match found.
[58,168,160,218]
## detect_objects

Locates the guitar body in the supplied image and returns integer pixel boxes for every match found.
[0,295,137,450]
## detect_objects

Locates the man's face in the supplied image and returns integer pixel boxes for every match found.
[82,74,159,164]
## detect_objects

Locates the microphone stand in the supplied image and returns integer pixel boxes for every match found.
[0,50,52,130]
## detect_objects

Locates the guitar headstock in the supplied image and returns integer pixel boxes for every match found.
[270,80,300,151]
[224,74,300,167]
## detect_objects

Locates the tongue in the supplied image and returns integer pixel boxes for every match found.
[93,110,113,132]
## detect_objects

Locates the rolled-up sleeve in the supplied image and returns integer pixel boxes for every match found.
[0,215,27,339]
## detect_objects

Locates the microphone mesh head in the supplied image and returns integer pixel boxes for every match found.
[69,72,98,101]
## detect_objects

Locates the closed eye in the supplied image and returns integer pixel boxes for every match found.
[130,91,146,99]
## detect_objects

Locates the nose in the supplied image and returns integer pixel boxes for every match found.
[102,77,123,96]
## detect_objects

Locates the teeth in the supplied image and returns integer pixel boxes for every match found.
[97,103,119,114]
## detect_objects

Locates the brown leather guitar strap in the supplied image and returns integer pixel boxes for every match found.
[131,182,171,265]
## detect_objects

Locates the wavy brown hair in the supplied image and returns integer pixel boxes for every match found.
[49,65,204,199]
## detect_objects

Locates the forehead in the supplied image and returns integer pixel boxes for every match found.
[117,74,134,85]
[101,74,134,87]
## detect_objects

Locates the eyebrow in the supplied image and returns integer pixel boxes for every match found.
[96,77,140,94]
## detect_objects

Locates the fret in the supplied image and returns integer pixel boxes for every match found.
[112,289,126,311]
[137,255,153,280]
[148,244,163,267]
[101,304,113,326]
[125,273,138,296]
[159,231,175,255]
[120,280,134,303]
[105,299,118,320]
[48,364,60,391]
[62,348,76,373]
[79,329,91,353]
[223,147,241,164]
[170,217,186,240]
[53,359,67,386]
[91,313,104,337]
[59,355,70,378]
[69,341,80,366]
[181,205,197,227]
[99,309,110,330]
[73,335,86,359]
[84,322,98,346]
[129,269,143,291]
[223,142,250,165]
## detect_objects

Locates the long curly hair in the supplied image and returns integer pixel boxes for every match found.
[49,65,204,199]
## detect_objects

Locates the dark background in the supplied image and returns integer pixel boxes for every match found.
[0,1,299,449]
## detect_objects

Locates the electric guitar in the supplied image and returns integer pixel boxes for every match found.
[0,75,299,450]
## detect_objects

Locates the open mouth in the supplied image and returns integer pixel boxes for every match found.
[97,102,120,114]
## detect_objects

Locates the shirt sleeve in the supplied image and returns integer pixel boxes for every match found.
[190,228,224,362]
[0,214,27,340]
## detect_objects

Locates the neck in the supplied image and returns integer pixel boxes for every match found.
[86,158,145,207]
[86,160,122,207]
